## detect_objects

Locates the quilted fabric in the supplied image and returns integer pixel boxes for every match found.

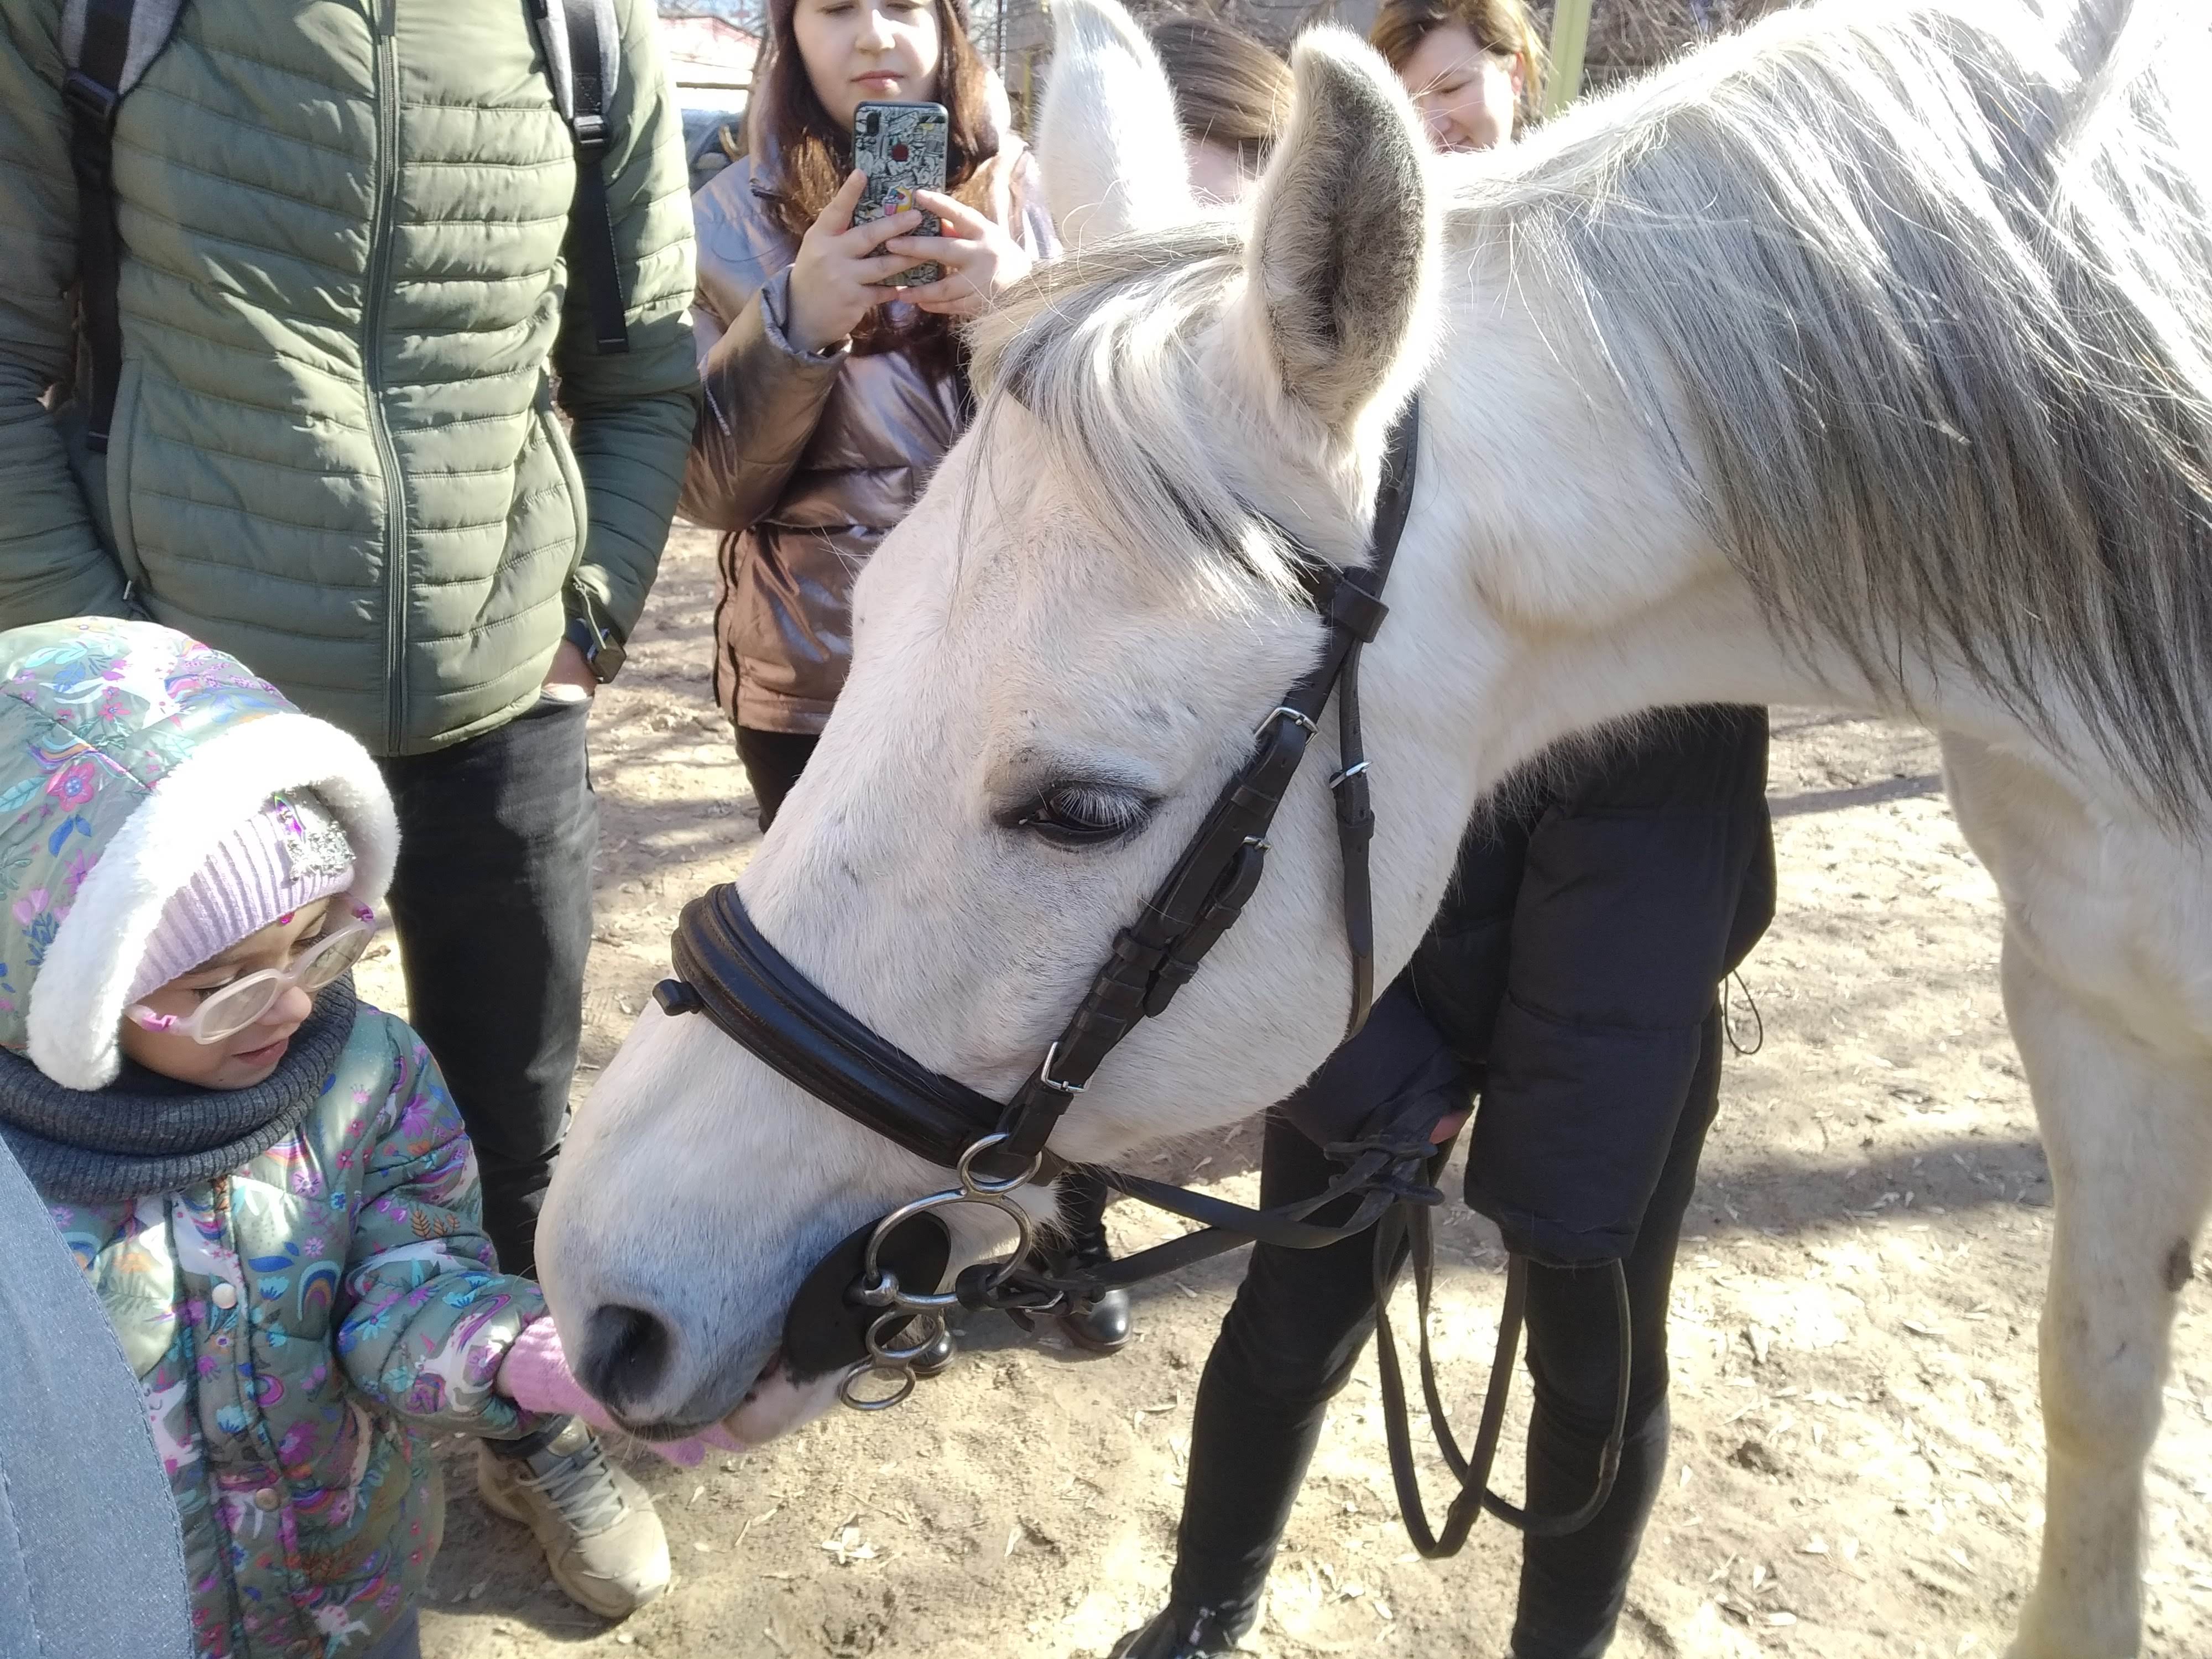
[0,0,698,754]
[45,1008,545,1657]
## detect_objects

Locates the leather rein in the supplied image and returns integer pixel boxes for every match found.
[653,400,1627,1557]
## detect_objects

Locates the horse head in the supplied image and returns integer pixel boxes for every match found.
[534,0,1480,1442]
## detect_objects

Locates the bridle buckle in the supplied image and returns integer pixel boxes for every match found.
[1254,704,1320,739]
[1036,1039,1087,1097]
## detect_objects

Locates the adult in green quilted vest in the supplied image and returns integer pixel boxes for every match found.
[0,0,701,1313]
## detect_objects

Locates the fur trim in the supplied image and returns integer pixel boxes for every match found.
[27,713,399,1091]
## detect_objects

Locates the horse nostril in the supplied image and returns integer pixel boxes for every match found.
[576,1304,672,1414]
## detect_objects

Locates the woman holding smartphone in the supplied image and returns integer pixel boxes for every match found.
[680,0,1055,830]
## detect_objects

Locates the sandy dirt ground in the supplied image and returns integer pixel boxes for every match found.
[393,527,2212,1659]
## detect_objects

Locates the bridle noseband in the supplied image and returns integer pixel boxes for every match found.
[654,400,1626,1555]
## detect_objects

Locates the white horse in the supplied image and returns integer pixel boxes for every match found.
[540,1,2212,1651]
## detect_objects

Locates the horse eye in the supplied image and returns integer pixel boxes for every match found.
[1011,782,1155,847]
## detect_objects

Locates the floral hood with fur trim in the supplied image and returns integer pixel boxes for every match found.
[0,619,396,1087]
[1,619,545,1656]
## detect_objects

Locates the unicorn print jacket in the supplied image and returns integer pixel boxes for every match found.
[43,1008,544,1658]
[0,620,535,1653]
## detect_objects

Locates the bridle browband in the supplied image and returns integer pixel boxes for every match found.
[654,400,1628,1557]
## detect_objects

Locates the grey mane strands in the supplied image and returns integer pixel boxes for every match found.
[1472,0,2212,821]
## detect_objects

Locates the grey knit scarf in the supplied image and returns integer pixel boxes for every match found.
[0,980,356,1204]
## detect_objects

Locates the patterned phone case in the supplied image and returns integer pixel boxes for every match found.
[853,101,950,288]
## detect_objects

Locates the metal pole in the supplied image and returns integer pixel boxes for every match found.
[1543,0,1594,118]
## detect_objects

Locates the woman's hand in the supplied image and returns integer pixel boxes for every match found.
[785,169,926,355]
[539,639,596,701]
[883,190,1034,319]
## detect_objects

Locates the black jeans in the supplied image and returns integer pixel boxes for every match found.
[735,727,819,832]
[379,696,598,1277]
[1171,1013,1721,1659]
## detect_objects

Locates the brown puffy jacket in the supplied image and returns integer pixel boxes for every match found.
[679,133,1055,733]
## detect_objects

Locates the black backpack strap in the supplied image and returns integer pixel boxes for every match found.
[529,0,629,354]
[64,0,141,452]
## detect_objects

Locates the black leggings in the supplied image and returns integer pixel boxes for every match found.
[734,727,820,832]
[1170,1013,1721,1659]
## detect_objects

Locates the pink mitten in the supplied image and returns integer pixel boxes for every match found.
[497,1317,744,1469]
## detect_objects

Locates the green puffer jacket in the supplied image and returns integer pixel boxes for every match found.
[0,0,698,755]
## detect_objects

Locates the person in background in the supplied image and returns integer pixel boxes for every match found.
[0,621,733,1651]
[687,105,751,195]
[1372,0,1541,152]
[679,0,1056,833]
[1147,14,1293,204]
[1112,11,1777,1656]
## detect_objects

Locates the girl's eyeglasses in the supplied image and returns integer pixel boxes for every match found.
[128,914,376,1045]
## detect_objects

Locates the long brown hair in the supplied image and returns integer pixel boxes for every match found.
[1370,0,1548,126]
[1147,16,1292,171]
[754,0,1001,367]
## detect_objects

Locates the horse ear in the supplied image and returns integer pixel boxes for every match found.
[1037,0,1198,249]
[1238,31,1438,435]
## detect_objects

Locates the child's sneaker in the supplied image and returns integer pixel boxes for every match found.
[476,1420,671,1618]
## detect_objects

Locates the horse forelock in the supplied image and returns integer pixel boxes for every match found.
[963,227,1348,609]
[1466,0,2212,822]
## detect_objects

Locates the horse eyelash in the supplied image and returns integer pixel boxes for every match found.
[1000,779,1157,842]
[1043,782,1150,828]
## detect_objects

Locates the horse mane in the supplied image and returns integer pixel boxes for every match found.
[978,0,2212,820]
[1473,0,2212,821]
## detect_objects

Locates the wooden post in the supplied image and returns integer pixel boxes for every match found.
[1543,0,1594,118]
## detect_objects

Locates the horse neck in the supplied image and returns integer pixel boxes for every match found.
[1396,209,2125,806]
[1384,237,1788,754]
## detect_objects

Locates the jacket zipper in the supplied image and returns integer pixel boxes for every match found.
[207,1176,260,1454]
[207,1176,302,1644]
[364,0,408,752]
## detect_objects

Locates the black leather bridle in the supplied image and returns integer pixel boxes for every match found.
[661,401,1417,1180]
[653,401,1626,1557]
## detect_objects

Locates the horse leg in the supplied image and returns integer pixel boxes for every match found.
[2002,941,2212,1659]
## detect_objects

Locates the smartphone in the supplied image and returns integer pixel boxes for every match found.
[853,100,950,289]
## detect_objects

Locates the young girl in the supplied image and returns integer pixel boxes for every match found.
[679,0,1056,831]
[0,619,719,1657]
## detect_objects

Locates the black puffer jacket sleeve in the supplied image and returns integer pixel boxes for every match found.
[1412,707,1773,1266]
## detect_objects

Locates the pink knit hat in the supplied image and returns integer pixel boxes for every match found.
[127,791,360,1003]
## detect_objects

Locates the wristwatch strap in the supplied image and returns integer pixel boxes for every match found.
[564,609,625,684]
